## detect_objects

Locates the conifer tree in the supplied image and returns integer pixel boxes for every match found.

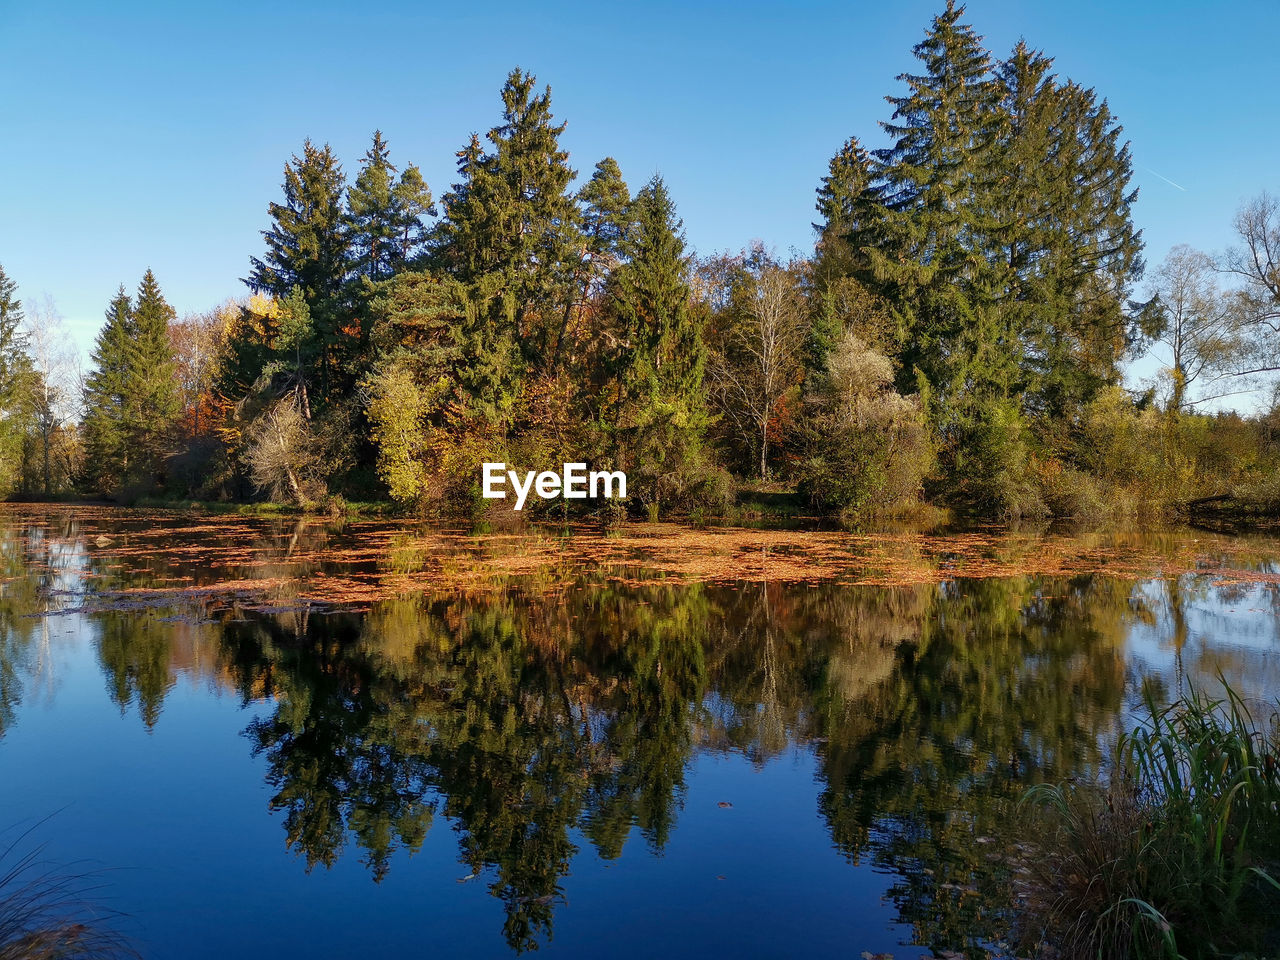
[867,0,1009,404]
[431,69,582,372]
[347,131,399,282]
[995,42,1144,418]
[247,140,352,402]
[347,131,435,282]
[579,158,632,276]
[126,269,182,474]
[813,136,880,285]
[0,264,32,492]
[608,177,708,502]
[554,157,633,367]
[0,264,30,414]
[82,287,135,488]
[248,140,351,303]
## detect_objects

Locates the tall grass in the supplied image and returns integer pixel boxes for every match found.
[0,824,137,960]
[1017,683,1280,960]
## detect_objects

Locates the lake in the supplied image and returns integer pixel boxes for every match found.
[2,506,1279,958]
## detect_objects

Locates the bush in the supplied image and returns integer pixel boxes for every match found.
[796,332,933,517]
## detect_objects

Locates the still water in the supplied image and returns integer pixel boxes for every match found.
[2,506,1279,958]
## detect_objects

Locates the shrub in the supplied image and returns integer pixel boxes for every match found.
[796,331,933,517]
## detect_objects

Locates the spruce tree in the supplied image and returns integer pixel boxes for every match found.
[247,139,352,402]
[347,131,435,282]
[0,264,32,493]
[813,136,880,285]
[995,43,1144,419]
[347,131,399,282]
[126,269,181,476]
[0,264,30,413]
[867,0,1009,403]
[579,158,632,273]
[248,139,351,302]
[431,68,582,371]
[609,177,707,479]
[82,287,135,488]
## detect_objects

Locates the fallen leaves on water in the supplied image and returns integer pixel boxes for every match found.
[4,504,1280,620]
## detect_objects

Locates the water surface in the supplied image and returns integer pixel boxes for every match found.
[2,507,1279,958]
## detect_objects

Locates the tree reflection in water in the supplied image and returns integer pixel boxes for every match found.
[2,509,1278,954]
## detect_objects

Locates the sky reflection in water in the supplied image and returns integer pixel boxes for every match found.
[1,507,1279,958]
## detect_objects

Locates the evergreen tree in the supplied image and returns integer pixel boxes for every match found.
[0,264,30,414]
[82,287,135,488]
[347,131,399,282]
[557,157,633,367]
[994,42,1144,419]
[0,265,32,492]
[248,139,351,302]
[579,158,632,275]
[126,269,182,475]
[347,131,435,282]
[813,136,880,285]
[810,139,885,371]
[431,69,582,376]
[246,140,352,402]
[607,177,708,505]
[867,0,1010,406]
[80,273,180,492]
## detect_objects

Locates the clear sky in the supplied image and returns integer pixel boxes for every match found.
[2,0,1277,396]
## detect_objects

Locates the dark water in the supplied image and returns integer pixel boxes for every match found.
[2,507,1279,958]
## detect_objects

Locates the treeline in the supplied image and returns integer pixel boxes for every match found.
[10,1,1280,519]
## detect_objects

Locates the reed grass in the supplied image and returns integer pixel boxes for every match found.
[1017,683,1280,959]
[0,823,137,960]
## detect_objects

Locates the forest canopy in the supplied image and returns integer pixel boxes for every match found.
[6,1,1280,522]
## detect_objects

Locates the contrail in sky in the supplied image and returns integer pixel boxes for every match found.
[1144,167,1187,192]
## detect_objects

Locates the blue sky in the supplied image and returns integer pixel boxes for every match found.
[2,0,1277,395]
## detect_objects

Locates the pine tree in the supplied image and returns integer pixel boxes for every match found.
[82,287,135,489]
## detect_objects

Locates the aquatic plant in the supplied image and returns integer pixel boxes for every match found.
[1017,683,1280,959]
[0,825,137,960]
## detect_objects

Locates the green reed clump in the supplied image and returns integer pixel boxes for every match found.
[1018,683,1280,960]
[0,826,137,960]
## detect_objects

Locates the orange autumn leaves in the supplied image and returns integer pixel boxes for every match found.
[8,505,1280,615]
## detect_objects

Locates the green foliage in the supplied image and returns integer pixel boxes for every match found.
[431,68,582,373]
[126,270,181,471]
[1020,684,1280,959]
[246,139,355,404]
[247,139,350,306]
[796,331,932,517]
[81,288,134,491]
[606,177,719,511]
[81,273,181,494]
[0,265,33,494]
[346,130,435,282]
